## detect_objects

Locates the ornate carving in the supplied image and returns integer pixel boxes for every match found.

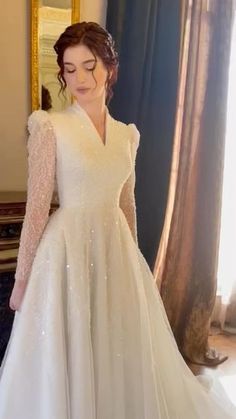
[31,0,39,110]
[31,0,80,111]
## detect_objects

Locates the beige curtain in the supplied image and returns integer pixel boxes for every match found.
[153,0,234,365]
[211,10,236,332]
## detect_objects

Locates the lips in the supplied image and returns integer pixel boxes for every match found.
[77,87,90,93]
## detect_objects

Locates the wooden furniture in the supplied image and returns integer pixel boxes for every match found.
[0,191,58,364]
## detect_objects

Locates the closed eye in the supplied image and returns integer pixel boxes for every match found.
[86,65,96,71]
[65,67,95,73]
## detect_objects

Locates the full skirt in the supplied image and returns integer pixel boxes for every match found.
[0,206,235,419]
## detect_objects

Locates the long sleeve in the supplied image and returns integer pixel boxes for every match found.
[119,123,140,244]
[14,110,56,283]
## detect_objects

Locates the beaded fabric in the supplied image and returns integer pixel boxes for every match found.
[14,111,56,283]
[119,123,140,244]
[1,104,235,419]
[14,109,139,284]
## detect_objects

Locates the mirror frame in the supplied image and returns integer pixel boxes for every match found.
[31,0,80,111]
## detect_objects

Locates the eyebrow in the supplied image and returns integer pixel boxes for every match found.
[63,59,96,65]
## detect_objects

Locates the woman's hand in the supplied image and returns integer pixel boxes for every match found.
[9,279,28,311]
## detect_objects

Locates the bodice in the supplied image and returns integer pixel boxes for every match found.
[50,104,134,210]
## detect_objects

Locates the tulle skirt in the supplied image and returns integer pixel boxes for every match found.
[0,206,235,418]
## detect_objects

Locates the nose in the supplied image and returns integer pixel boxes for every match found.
[76,69,86,84]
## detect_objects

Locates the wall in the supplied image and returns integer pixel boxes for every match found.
[0,0,29,191]
[80,0,107,27]
[0,0,107,191]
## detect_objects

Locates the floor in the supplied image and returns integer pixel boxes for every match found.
[188,330,236,408]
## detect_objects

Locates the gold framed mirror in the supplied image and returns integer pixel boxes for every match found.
[31,0,80,112]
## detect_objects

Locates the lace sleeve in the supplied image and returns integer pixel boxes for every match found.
[119,123,140,244]
[14,110,56,283]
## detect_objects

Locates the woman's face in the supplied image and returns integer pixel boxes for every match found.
[63,44,109,106]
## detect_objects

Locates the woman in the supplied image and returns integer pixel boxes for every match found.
[0,21,235,418]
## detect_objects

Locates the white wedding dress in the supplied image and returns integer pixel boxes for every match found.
[0,102,235,419]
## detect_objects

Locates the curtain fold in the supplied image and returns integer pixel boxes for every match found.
[154,0,234,365]
[106,0,181,268]
[212,10,236,332]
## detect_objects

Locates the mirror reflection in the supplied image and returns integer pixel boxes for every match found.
[38,0,72,111]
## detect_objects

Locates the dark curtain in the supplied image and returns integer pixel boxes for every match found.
[106,0,182,269]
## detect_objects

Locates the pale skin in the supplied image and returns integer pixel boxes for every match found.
[63,44,112,144]
[10,43,112,311]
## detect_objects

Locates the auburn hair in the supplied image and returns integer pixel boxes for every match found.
[53,21,119,104]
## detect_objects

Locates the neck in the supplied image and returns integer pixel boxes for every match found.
[75,96,107,125]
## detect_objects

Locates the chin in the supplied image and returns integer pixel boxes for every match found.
[73,89,105,106]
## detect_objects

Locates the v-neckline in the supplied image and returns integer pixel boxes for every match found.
[72,101,109,148]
